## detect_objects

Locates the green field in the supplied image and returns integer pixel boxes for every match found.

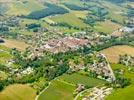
[51,13,88,28]
[106,85,134,100]
[7,0,44,15]
[58,73,106,87]
[0,84,36,100]
[38,80,75,100]
[94,20,121,34]
[106,64,134,100]
[111,64,134,82]
[0,45,12,64]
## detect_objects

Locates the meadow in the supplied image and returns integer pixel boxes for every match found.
[0,84,36,100]
[106,64,134,100]
[1,39,29,51]
[51,13,88,28]
[100,45,134,63]
[38,80,75,100]
[94,20,121,34]
[58,73,106,87]
[0,45,12,64]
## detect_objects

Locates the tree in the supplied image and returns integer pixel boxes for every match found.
[0,3,7,15]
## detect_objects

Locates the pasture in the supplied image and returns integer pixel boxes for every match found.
[0,84,36,100]
[1,39,29,51]
[0,71,7,80]
[6,0,44,15]
[38,80,75,100]
[100,45,134,63]
[106,64,134,100]
[51,13,88,28]
[106,85,134,100]
[58,73,106,87]
[0,45,12,64]
[94,20,121,34]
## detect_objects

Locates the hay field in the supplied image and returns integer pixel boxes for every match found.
[0,84,36,100]
[100,45,134,63]
[1,39,29,51]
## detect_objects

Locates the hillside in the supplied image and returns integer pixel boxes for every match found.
[0,0,134,100]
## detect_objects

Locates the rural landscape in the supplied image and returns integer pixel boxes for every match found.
[0,0,134,100]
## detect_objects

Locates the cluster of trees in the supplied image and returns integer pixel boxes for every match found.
[108,0,127,4]
[64,3,88,10]
[0,3,8,15]
[50,22,84,31]
[84,7,108,26]
[0,26,9,32]
[25,3,69,19]
[26,23,41,29]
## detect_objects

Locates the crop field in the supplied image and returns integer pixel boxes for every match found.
[100,45,134,63]
[106,64,134,100]
[38,80,75,100]
[111,64,134,82]
[6,0,44,15]
[1,39,29,51]
[101,1,127,24]
[58,73,106,87]
[106,85,134,100]
[0,84,36,100]
[71,11,88,19]
[94,20,122,34]
[0,71,7,80]
[51,13,88,28]
[0,45,12,64]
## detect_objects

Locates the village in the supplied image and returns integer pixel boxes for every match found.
[0,0,134,100]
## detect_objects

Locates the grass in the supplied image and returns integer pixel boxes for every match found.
[0,45,12,64]
[6,0,44,15]
[100,45,134,63]
[38,80,75,100]
[1,39,29,51]
[94,20,121,34]
[101,1,127,24]
[0,71,7,80]
[51,12,88,28]
[0,84,36,100]
[106,64,134,100]
[106,85,134,100]
[71,11,88,19]
[111,64,134,82]
[58,73,106,87]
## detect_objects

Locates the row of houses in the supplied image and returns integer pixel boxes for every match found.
[88,54,116,82]
[83,87,113,100]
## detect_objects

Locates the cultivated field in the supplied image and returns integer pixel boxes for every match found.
[0,84,36,100]
[6,0,44,15]
[51,13,88,28]
[94,20,122,34]
[100,45,134,63]
[1,39,29,51]
[0,45,12,64]
[38,80,75,100]
[106,64,134,100]
[58,73,106,87]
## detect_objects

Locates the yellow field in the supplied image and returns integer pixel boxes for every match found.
[71,11,88,18]
[0,84,36,100]
[51,12,87,28]
[1,39,29,51]
[94,20,122,34]
[100,45,134,63]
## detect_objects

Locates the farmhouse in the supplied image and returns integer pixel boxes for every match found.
[83,87,113,100]
[89,54,116,82]
[119,27,134,33]
[0,38,4,43]
[75,84,85,93]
